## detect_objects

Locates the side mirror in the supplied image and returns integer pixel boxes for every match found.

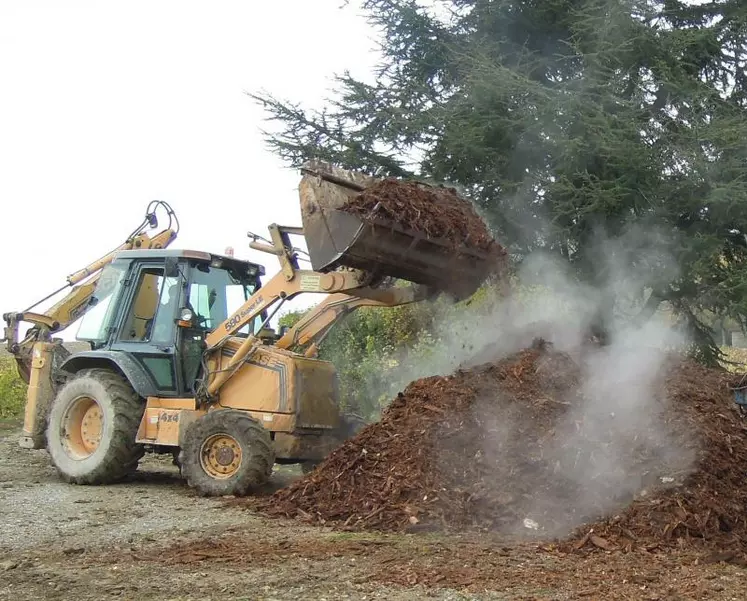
[164,256,180,278]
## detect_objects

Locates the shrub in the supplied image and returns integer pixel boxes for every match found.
[0,356,26,419]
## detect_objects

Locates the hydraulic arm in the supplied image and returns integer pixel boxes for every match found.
[274,292,418,358]
[198,223,429,401]
[2,201,179,448]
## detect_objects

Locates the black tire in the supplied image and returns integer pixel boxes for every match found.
[46,368,145,484]
[179,410,274,497]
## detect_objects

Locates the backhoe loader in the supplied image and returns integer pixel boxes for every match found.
[3,161,498,496]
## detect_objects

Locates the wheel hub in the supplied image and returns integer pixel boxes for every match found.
[200,434,242,479]
[215,446,235,466]
[61,396,103,459]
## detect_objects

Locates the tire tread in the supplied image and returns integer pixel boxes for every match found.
[179,410,274,497]
[47,368,144,485]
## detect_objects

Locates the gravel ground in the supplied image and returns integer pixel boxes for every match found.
[1,419,746,601]
[0,420,274,553]
[0,421,492,600]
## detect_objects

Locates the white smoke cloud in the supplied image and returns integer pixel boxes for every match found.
[344,222,695,538]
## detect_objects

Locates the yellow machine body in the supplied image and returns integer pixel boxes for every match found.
[135,340,342,462]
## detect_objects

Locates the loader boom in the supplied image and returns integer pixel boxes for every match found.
[200,223,429,400]
[196,159,499,403]
[274,292,419,356]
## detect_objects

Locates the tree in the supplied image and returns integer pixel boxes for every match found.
[278,309,307,330]
[253,0,747,365]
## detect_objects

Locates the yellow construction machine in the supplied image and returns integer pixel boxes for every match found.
[2,162,496,496]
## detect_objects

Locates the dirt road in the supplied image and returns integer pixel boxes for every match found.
[1,420,746,600]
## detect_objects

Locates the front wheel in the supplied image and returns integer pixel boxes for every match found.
[46,368,145,484]
[179,410,275,496]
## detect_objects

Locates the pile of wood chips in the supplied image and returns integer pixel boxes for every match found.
[254,341,747,555]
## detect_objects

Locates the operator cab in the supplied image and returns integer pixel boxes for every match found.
[74,249,266,396]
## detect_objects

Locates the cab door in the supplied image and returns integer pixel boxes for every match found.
[110,263,183,396]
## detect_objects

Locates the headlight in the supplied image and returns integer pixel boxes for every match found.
[180,308,194,322]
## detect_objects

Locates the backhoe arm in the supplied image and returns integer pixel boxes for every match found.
[3,201,179,355]
[43,227,178,331]
[2,200,179,450]
[4,227,178,347]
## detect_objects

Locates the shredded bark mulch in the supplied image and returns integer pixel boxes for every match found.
[253,341,747,556]
[342,178,501,255]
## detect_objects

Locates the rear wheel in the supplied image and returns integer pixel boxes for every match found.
[46,368,145,484]
[179,410,274,496]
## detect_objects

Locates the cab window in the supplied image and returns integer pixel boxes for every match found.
[118,268,164,342]
[186,263,260,334]
[117,268,180,343]
[77,263,127,343]
[225,284,264,335]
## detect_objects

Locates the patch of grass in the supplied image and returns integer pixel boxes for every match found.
[0,356,26,419]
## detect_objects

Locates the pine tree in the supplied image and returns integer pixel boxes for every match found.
[253,0,747,364]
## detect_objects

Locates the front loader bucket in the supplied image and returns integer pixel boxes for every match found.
[299,161,502,299]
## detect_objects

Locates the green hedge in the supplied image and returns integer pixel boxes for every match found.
[0,356,26,419]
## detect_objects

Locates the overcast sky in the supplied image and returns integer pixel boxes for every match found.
[0,1,379,340]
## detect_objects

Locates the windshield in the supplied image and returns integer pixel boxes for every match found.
[77,263,127,343]
[187,263,262,335]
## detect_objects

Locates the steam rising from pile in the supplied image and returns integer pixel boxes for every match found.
[385,226,695,537]
[279,225,708,539]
